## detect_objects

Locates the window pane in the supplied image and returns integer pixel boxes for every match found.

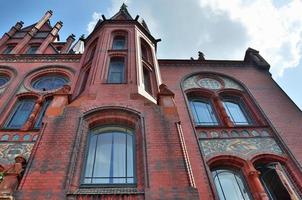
[26,46,39,54]
[143,67,152,94]
[83,128,135,185]
[33,75,68,91]
[190,100,218,126]
[213,169,251,200]
[3,46,14,54]
[108,58,124,83]
[6,99,35,129]
[34,99,51,128]
[112,36,125,50]
[0,76,9,87]
[223,101,249,125]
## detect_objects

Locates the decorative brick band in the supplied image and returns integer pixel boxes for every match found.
[176,122,196,188]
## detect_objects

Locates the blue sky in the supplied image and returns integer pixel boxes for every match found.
[1,0,301,110]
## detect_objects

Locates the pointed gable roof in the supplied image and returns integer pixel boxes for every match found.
[110,3,133,20]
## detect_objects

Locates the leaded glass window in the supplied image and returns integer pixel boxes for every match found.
[83,127,135,185]
[32,75,68,91]
[189,99,218,126]
[108,57,125,83]
[5,99,35,129]
[212,169,252,200]
[223,100,250,125]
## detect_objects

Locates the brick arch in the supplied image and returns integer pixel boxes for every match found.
[66,106,146,193]
[83,106,141,130]
[180,71,248,92]
[251,153,287,165]
[207,154,248,169]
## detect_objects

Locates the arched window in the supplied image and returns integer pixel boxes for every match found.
[256,163,291,200]
[0,75,9,87]
[82,126,135,185]
[34,99,51,128]
[189,99,218,126]
[108,57,125,83]
[222,99,251,125]
[32,75,68,91]
[4,98,35,129]
[112,35,126,50]
[212,168,252,200]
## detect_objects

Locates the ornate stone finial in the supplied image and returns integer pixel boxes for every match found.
[198,51,205,60]
[120,3,128,11]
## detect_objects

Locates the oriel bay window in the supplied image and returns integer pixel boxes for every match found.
[82,126,135,185]
[108,57,125,83]
[212,168,252,200]
[4,98,35,129]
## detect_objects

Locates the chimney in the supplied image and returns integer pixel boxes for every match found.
[61,34,76,53]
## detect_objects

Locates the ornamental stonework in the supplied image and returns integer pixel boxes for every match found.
[183,74,243,91]
[0,142,34,164]
[200,138,283,159]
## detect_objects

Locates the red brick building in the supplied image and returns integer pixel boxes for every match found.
[0,5,301,200]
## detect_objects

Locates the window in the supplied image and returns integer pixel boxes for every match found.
[32,75,68,91]
[26,46,39,54]
[82,126,135,185]
[222,99,250,125]
[34,99,51,128]
[143,66,152,94]
[212,169,252,200]
[0,75,10,87]
[257,163,291,200]
[112,36,126,50]
[4,98,35,129]
[2,46,14,54]
[189,99,218,126]
[108,57,125,83]
[141,44,148,61]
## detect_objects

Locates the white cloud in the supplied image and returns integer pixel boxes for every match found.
[87,0,302,77]
[200,0,302,76]
[87,12,103,33]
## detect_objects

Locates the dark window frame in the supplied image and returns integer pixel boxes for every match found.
[107,57,126,84]
[80,125,137,187]
[4,98,36,129]
[32,75,69,91]
[222,97,252,126]
[112,35,126,50]
[211,168,252,200]
[34,99,52,129]
[189,98,219,126]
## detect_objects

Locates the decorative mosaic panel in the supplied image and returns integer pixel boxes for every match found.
[0,142,34,164]
[200,138,283,159]
[183,74,243,91]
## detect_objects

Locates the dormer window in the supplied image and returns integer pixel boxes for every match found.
[112,35,126,50]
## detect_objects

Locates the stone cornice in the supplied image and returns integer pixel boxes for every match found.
[0,54,82,63]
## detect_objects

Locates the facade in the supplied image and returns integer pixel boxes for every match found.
[0,5,301,200]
